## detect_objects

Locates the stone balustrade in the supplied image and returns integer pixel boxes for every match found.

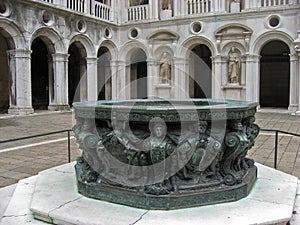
[128,4,149,21]
[37,0,300,23]
[94,1,111,20]
[186,0,212,15]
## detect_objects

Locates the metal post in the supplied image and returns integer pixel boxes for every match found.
[67,130,71,163]
[274,130,278,169]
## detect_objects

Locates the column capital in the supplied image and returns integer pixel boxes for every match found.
[86,57,98,64]
[52,53,69,62]
[245,54,261,62]
[7,49,31,58]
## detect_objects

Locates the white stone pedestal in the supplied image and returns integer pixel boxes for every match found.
[222,84,245,101]
[156,84,172,98]
[160,10,172,20]
[0,162,299,225]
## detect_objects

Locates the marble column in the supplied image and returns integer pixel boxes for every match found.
[116,60,128,99]
[7,49,34,115]
[173,57,188,98]
[211,55,224,99]
[110,60,118,100]
[86,57,98,101]
[147,58,156,98]
[295,52,300,114]
[289,53,298,111]
[245,54,260,103]
[79,58,87,102]
[48,53,69,111]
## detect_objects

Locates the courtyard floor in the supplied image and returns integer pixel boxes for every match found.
[0,109,299,188]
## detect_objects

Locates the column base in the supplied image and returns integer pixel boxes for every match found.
[48,104,70,111]
[294,111,300,116]
[8,107,34,115]
[288,104,298,112]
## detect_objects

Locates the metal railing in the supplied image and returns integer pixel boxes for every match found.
[0,129,73,163]
[0,127,299,171]
[260,128,300,169]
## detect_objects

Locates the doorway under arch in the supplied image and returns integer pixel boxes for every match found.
[260,41,290,108]
[189,44,212,98]
[129,48,147,99]
[31,38,51,110]
[0,32,10,113]
[97,47,112,100]
[68,42,87,106]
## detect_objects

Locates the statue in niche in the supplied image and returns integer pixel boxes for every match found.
[161,0,170,10]
[230,0,240,13]
[159,52,171,83]
[228,47,241,84]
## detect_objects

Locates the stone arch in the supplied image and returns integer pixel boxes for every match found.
[68,40,89,105]
[31,27,66,54]
[252,31,295,109]
[180,35,216,58]
[99,40,118,61]
[120,43,148,99]
[0,19,25,49]
[0,19,26,113]
[180,36,214,98]
[251,31,295,55]
[119,40,149,62]
[69,34,96,57]
[31,37,53,110]
[97,45,112,100]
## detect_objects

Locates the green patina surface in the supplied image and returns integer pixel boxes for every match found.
[73,99,259,209]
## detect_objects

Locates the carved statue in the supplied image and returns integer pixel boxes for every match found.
[230,0,241,13]
[228,47,241,84]
[159,52,171,83]
[161,0,170,10]
[130,0,148,6]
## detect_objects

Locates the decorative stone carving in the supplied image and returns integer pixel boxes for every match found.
[73,99,259,209]
[228,47,241,84]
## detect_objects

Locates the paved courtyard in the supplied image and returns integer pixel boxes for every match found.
[0,109,299,188]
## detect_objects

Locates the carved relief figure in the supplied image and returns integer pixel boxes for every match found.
[143,119,173,164]
[228,47,241,84]
[159,52,171,83]
[161,0,170,10]
[230,0,240,13]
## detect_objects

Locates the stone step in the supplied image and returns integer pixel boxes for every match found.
[0,176,48,224]
[0,184,16,220]
[0,162,299,225]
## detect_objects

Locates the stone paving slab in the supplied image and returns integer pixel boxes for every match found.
[1,162,298,225]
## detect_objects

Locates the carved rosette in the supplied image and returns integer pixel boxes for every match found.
[73,99,259,209]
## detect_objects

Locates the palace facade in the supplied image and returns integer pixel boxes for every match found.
[0,0,300,114]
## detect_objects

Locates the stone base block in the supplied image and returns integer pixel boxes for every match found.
[160,9,172,19]
[48,104,70,111]
[8,107,34,115]
[156,84,172,98]
[0,163,299,225]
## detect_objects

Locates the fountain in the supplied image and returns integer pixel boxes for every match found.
[73,98,259,209]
